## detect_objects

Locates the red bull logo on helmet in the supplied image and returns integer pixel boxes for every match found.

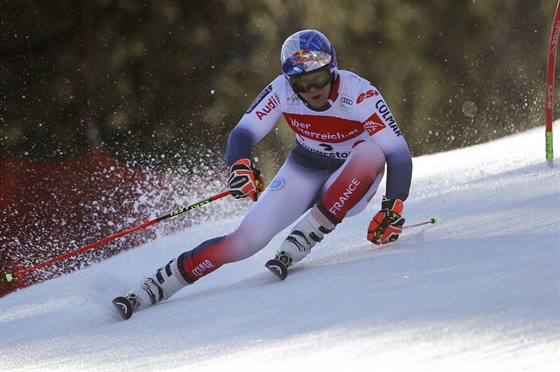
[291,50,331,68]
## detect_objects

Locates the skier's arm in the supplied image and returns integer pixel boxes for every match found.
[226,126,256,166]
[383,140,412,202]
[355,87,412,201]
[226,79,284,166]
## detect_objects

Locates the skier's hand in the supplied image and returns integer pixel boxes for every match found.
[228,158,264,201]
[367,197,405,245]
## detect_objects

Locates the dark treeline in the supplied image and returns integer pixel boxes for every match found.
[1,0,557,173]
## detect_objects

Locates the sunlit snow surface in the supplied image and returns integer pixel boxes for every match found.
[1,123,559,371]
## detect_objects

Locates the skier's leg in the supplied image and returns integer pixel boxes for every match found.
[276,140,385,265]
[319,140,386,220]
[122,152,329,310]
[177,154,330,280]
[125,258,189,311]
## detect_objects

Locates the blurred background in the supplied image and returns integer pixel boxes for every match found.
[1,0,558,294]
[3,0,557,165]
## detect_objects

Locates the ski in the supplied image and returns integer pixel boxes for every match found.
[265,258,289,280]
[112,296,134,320]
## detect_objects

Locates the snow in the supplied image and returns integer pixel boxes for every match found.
[1,124,559,372]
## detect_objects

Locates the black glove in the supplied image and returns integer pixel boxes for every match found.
[227,158,264,201]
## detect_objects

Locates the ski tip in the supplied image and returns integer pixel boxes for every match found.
[112,296,134,320]
[265,259,288,281]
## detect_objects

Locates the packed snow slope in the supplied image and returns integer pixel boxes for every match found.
[1,124,559,372]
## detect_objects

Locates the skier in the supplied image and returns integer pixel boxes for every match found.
[113,29,412,319]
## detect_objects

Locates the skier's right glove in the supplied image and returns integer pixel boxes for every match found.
[367,197,405,245]
[227,158,264,201]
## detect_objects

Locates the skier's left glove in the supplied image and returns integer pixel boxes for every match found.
[367,197,405,245]
[228,158,264,201]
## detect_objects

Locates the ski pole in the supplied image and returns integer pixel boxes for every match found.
[404,216,438,229]
[3,190,231,283]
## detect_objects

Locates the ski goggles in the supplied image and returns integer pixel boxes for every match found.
[289,66,332,93]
